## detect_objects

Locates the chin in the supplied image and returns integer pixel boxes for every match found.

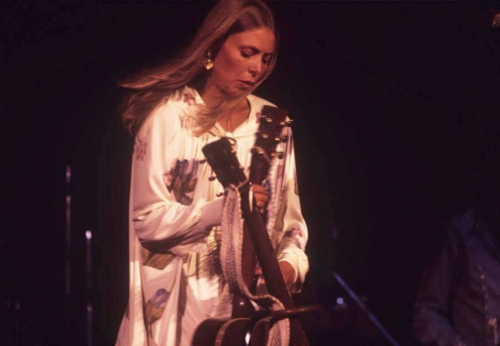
[222,87,250,100]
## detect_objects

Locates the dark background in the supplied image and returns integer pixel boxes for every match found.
[3,1,500,345]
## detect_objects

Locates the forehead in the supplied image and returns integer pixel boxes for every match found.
[225,27,276,53]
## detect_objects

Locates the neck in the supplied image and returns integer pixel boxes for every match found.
[199,86,222,109]
[199,79,250,133]
[218,100,250,133]
[199,77,232,109]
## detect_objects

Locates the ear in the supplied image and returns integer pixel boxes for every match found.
[210,37,227,59]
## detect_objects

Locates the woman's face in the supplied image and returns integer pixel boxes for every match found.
[206,27,276,99]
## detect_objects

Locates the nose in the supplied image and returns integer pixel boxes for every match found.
[249,59,264,78]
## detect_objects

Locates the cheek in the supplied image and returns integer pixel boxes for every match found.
[217,51,245,76]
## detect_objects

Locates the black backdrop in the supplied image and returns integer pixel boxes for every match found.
[3,1,500,345]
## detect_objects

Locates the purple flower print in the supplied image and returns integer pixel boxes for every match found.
[284,228,304,249]
[164,159,202,205]
[145,288,170,325]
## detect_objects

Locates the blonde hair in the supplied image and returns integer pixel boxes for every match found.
[120,0,278,135]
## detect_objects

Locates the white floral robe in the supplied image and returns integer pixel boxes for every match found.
[115,86,309,346]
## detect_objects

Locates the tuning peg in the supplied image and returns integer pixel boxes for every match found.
[208,168,217,181]
[264,118,273,123]
[279,120,293,126]
[280,135,288,142]
[251,147,261,156]
[260,133,269,139]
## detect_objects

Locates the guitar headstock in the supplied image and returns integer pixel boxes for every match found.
[250,105,292,184]
[202,137,247,189]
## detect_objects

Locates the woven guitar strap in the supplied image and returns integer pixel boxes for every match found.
[219,182,289,346]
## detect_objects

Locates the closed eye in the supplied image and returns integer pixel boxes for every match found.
[240,47,274,63]
[241,48,255,58]
[263,55,273,64]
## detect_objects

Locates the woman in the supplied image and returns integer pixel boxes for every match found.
[115,1,309,345]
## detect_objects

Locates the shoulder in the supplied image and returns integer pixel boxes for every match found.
[156,86,194,119]
[154,85,198,117]
[137,86,190,140]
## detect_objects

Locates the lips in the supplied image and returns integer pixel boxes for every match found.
[238,80,255,87]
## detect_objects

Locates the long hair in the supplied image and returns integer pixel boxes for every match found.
[120,0,278,135]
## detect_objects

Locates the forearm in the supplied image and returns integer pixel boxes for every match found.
[133,197,223,256]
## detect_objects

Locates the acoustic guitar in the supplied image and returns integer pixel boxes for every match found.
[192,106,317,346]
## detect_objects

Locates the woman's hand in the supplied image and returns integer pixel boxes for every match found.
[251,184,269,214]
[254,261,296,290]
[278,261,296,289]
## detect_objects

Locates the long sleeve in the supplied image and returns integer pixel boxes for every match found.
[273,128,309,292]
[130,101,221,256]
[412,229,466,346]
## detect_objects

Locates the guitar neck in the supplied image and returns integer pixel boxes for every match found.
[241,194,309,346]
[246,106,309,346]
[201,107,310,346]
[244,201,293,307]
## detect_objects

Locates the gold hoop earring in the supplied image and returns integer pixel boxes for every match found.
[204,52,214,70]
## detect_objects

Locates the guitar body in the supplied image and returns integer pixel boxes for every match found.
[192,317,270,346]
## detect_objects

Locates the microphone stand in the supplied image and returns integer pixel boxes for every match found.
[332,272,401,346]
[65,165,72,344]
[85,229,93,346]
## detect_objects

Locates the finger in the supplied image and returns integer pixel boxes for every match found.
[278,261,296,287]
[253,190,268,198]
[251,184,267,193]
[252,185,269,202]
[254,196,267,211]
[254,194,269,208]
